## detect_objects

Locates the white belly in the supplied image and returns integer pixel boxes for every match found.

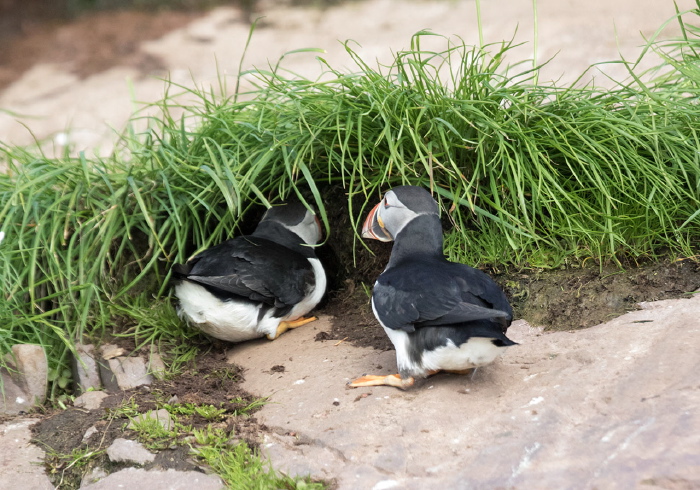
[421,337,504,372]
[286,258,326,320]
[374,297,506,377]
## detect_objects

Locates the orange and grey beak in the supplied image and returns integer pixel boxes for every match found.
[362,202,394,242]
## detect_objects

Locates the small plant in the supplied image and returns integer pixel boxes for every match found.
[164,402,228,421]
[44,445,105,489]
[105,397,140,419]
[127,416,186,451]
[193,440,325,490]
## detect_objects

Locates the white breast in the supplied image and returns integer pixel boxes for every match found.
[284,257,326,321]
[421,337,504,372]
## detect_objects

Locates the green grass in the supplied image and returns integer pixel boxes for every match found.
[124,399,323,489]
[1,3,699,399]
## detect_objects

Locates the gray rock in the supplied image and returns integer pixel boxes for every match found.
[10,345,48,405]
[0,369,31,415]
[79,468,224,490]
[228,297,700,489]
[71,344,102,393]
[127,409,173,431]
[147,351,167,380]
[0,418,55,489]
[99,356,153,391]
[80,466,108,487]
[106,438,156,464]
[97,358,119,392]
[82,425,99,443]
[74,391,109,410]
[1,344,48,414]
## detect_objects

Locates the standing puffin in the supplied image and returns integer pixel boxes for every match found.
[171,201,326,342]
[349,186,516,389]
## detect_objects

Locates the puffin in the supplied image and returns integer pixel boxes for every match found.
[349,185,516,389]
[171,201,327,343]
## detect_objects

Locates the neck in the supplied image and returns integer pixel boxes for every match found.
[386,215,444,268]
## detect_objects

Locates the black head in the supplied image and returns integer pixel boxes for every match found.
[259,201,322,245]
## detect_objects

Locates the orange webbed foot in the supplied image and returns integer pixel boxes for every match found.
[267,316,318,340]
[348,373,415,390]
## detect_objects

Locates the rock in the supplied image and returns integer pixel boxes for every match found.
[228,301,700,489]
[82,425,99,443]
[127,409,173,431]
[100,344,126,360]
[147,350,167,380]
[71,343,102,393]
[80,466,108,487]
[106,438,156,464]
[74,391,108,410]
[99,356,153,391]
[0,418,55,489]
[1,344,48,414]
[0,369,31,415]
[10,345,48,405]
[79,467,224,490]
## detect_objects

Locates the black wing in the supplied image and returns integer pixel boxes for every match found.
[372,259,512,333]
[173,236,314,308]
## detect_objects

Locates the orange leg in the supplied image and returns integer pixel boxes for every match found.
[266,316,318,340]
[348,373,416,390]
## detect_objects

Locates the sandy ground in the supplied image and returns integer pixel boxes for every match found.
[1,0,698,156]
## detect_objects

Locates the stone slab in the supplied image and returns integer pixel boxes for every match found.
[228,295,700,489]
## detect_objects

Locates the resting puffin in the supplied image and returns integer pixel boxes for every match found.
[349,186,516,389]
[171,201,326,342]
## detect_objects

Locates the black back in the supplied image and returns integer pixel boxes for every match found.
[172,207,318,317]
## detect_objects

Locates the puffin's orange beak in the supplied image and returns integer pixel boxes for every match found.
[362,202,393,242]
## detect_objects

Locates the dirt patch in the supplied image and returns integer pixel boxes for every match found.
[0,9,206,92]
[321,237,700,345]
[31,349,263,489]
[505,258,700,330]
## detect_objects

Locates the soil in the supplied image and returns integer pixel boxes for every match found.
[32,349,264,489]
[0,9,208,92]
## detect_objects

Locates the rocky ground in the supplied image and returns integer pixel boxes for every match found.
[1,1,700,488]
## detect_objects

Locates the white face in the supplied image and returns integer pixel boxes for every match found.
[374,190,420,238]
[285,209,322,245]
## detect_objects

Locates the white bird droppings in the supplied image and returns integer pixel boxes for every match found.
[372,480,400,490]
[524,396,544,407]
[294,379,305,385]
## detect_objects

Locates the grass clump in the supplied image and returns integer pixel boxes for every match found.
[1,7,700,393]
[125,399,324,489]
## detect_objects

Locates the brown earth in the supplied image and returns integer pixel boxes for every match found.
[32,350,266,489]
[0,10,206,92]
